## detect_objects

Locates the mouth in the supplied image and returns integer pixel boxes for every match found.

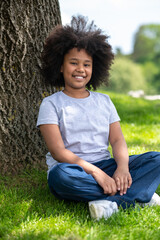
[73,75,86,80]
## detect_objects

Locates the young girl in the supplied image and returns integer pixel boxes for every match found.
[37,15,160,220]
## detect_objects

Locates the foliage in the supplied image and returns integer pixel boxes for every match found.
[141,61,159,94]
[122,23,160,94]
[132,24,160,63]
[1,91,160,240]
[106,57,146,93]
[152,52,160,92]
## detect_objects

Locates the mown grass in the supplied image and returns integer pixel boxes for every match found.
[107,91,160,155]
[0,91,160,240]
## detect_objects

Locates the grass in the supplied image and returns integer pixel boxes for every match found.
[107,91,160,155]
[1,90,160,240]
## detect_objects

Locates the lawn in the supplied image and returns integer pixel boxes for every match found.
[0,91,160,240]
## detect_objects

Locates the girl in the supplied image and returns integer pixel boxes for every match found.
[37,15,160,220]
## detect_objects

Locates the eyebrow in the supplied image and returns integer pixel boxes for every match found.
[69,58,92,62]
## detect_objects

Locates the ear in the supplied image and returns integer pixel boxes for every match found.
[60,65,63,73]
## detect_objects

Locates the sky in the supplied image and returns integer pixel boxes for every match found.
[59,0,160,54]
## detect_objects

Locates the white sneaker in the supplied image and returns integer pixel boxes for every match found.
[88,200,118,220]
[138,193,160,207]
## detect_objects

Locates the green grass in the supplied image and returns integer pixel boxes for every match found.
[1,91,160,240]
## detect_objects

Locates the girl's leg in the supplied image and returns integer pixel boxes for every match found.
[107,151,160,208]
[48,159,117,201]
[48,151,160,209]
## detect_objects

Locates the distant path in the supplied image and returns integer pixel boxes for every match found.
[144,95,160,100]
[128,90,160,100]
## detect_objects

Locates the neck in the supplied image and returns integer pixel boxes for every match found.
[63,88,90,99]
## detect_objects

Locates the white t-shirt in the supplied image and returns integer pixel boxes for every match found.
[37,91,120,173]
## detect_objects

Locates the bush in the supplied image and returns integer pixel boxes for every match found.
[106,57,146,93]
[141,62,159,94]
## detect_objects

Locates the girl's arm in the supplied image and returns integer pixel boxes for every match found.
[40,124,117,196]
[109,121,132,195]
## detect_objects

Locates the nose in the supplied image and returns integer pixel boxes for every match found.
[76,64,84,73]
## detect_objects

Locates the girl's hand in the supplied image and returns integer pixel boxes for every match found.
[112,167,132,195]
[92,170,117,196]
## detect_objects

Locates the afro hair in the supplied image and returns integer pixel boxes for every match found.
[41,15,114,90]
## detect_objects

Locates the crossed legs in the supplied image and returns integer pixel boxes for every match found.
[48,152,160,209]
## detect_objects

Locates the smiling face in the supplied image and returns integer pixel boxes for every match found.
[61,48,93,92]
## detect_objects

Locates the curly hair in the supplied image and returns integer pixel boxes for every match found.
[41,15,114,90]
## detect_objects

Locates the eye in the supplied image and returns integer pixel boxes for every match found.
[70,62,77,65]
[84,63,90,67]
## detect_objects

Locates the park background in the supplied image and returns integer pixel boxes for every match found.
[59,0,160,95]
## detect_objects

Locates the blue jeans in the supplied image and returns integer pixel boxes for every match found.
[48,151,160,209]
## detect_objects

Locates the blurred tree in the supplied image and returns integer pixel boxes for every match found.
[107,57,146,93]
[132,24,160,63]
[152,52,160,92]
[115,47,123,57]
[141,62,159,94]
[0,0,61,174]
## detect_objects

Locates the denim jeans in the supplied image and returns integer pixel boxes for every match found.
[48,151,160,209]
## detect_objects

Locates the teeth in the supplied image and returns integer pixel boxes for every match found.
[75,76,83,79]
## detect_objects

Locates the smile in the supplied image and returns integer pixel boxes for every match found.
[73,76,85,79]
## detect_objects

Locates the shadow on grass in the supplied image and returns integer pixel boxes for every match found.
[1,169,160,240]
[0,170,88,239]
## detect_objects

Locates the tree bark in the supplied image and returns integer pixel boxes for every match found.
[0,0,61,174]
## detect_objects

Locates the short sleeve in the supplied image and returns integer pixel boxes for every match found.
[36,98,59,127]
[109,98,120,124]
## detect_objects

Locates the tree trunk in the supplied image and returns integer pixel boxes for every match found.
[0,0,61,174]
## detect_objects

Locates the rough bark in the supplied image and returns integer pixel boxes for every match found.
[0,0,61,174]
